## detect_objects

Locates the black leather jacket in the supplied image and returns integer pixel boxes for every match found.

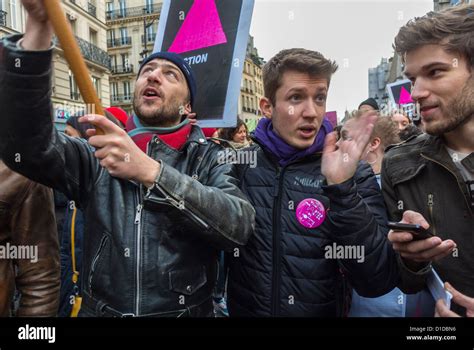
[0,35,255,317]
[382,134,474,315]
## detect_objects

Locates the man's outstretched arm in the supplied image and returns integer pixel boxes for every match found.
[0,5,100,206]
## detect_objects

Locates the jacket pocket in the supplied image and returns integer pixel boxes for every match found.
[390,162,426,186]
[88,234,109,295]
[168,266,207,296]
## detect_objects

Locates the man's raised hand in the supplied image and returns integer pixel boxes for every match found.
[79,114,160,188]
[21,0,53,50]
[321,111,377,185]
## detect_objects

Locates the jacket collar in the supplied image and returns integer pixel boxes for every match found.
[419,135,461,175]
[186,125,208,145]
[150,124,208,149]
[250,134,321,169]
[420,134,474,174]
[420,135,474,212]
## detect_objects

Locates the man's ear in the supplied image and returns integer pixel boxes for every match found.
[182,102,192,115]
[371,137,382,152]
[260,97,273,119]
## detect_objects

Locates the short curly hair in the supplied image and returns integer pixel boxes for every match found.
[263,48,338,105]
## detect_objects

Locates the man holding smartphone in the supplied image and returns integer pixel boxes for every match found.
[382,5,474,316]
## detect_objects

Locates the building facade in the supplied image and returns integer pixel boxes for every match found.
[368,54,403,109]
[106,0,161,116]
[0,0,111,131]
[239,35,264,131]
[368,58,391,108]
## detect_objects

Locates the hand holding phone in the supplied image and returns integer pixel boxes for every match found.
[387,221,434,241]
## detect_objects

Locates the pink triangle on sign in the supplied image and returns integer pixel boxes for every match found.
[168,0,227,54]
[399,86,414,104]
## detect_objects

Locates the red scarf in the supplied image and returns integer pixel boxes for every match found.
[126,115,192,153]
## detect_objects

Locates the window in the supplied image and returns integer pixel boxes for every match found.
[119,0,126,17]
[123,81,131,100]
[9,0,17,30]
[108,29,115,41]
[89,28,98,46]
[146,24,154,41]
[68,16,76,35]
[145,0,154,13]
[92,77,101,98]
[121,53,130,71]
[69,70,80,101]
[111,82,119,102]
[106,2,114,19]
[111,55,117,71]
[119,27,128,45]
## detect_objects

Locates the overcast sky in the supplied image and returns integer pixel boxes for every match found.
[250,0,433,121]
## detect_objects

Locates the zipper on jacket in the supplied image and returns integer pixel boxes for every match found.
[421,154,473,216]
[134,191,143,316]
[151,181,210,230]
[132,141,152,316]
[167,194,210,229]
[271,167,283,316]
[427,193,436,236]
[89,235,109,295]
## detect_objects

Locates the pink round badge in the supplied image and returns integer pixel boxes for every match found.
[296,198,326,229]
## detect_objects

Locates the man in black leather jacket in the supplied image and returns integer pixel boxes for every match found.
[384,5,474,317]
[0,2,255,317]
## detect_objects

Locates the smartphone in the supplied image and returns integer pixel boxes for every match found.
[387,222,434,241]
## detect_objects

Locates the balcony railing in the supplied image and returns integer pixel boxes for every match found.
[243,107,258,114]
[0,10,7,27]
[106,4,162,21]
[53,35,111,70]
[111,64,134,75]
[70,0,97,18]
[70,92,81,101]
[141,33,156,44]
[107,37,132,48]
[88,2,97,18]
[111,94,133,104]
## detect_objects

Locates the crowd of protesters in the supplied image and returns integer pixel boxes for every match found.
[0,1,472,318]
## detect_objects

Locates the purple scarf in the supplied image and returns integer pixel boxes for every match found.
[254,117,333,167]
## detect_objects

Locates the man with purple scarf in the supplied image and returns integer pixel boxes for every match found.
[227,48,399,317]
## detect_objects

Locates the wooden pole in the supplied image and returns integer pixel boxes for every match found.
[44,0,104,134]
